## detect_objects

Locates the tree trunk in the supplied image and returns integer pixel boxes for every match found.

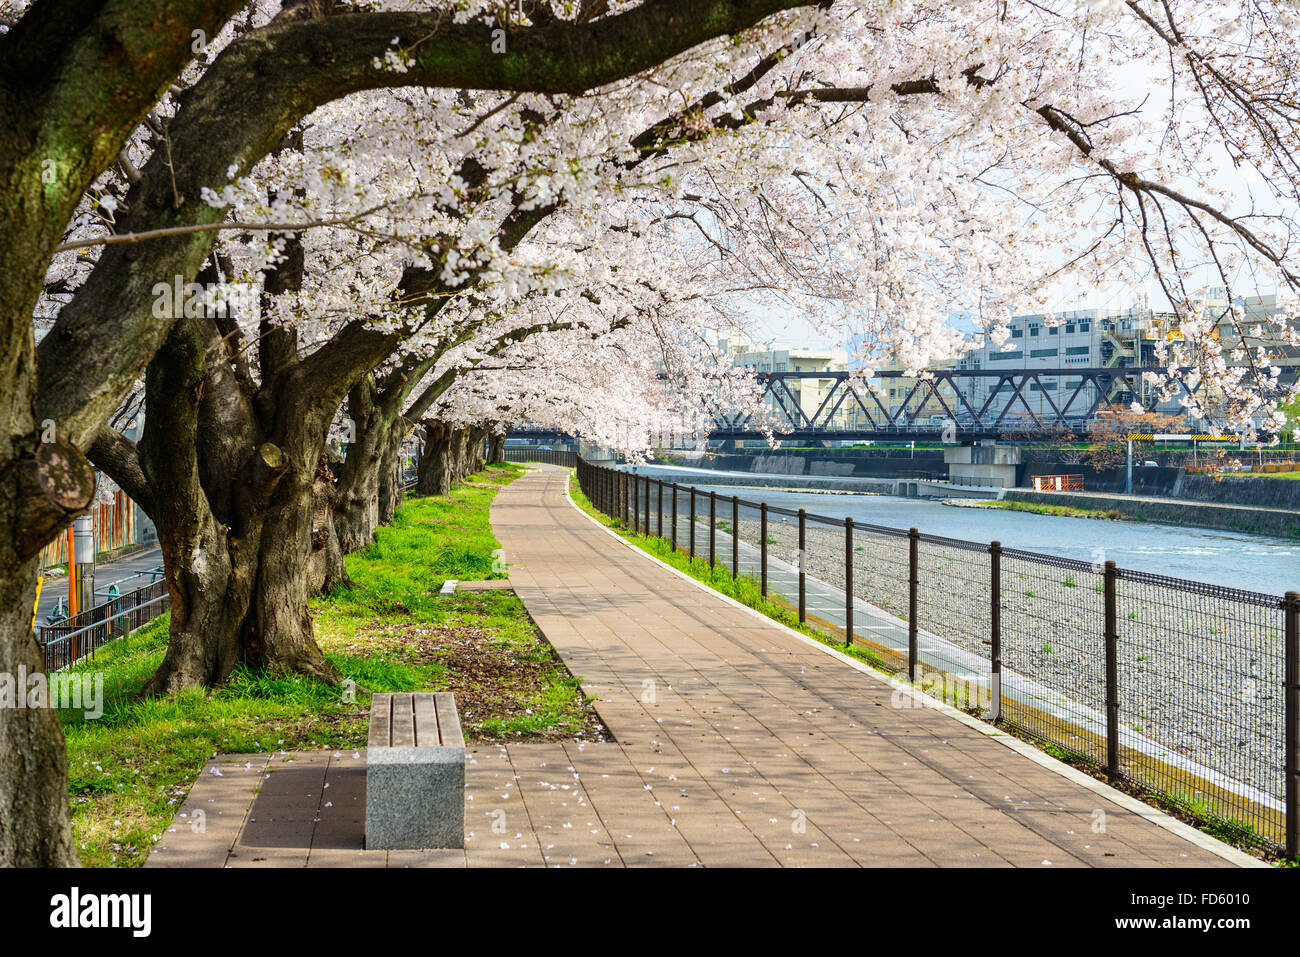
[375,419,407,526]
[131,315,339,691]
[0,542,79,867]
[417,421,455,496]
[333,383,390,555]
[488,430,506,464]
[308,451,350,595]
[136,318,254,694]
[249,470,338,680]
[466,427,487,474]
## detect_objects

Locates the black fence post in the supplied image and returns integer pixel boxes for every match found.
[644,475,651,534]
[844,517,854,647]
[908,528,919,682]
[798,508,807,624]
[1104,560,1120,780]
[689,488,696,559]
[632,472,639,533]
[1286,591,1299,861]
[709,491,716,569]
[657,480,664,539]
[731,496,739,578]
[760,503,768,597]
[989,541,1002,722]
[672,484,679,551]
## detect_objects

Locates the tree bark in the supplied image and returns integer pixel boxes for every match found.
[134,315,254,694]
[417,421,455,496]
[488,429,506,465]
[0,542,78,867]
[104,310,345,692]
[307,450,349,596]
[375,418,408,527]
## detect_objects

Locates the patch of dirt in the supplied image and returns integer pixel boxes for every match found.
[334,603,609,745]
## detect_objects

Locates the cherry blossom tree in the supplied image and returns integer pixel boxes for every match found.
[4,0,1300,868]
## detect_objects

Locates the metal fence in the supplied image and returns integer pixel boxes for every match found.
[503,447,577,467]
[575,456,1299,859]
[36,578,171,673]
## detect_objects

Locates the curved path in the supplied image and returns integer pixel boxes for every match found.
[491,465,1252,867]
[149,464,1258,867]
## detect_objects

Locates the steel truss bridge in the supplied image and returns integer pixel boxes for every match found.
[509,367,1217,443]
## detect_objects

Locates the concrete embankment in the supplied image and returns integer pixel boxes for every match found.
[629,464,1001,499]
[1002,488,1300,539]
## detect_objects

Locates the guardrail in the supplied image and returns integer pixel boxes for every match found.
[1033,474,1085,491]
[502,448,577,467]
[37,579,171,673]
[575,456,1299,859]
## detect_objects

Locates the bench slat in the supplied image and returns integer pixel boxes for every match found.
[390,692,415,747]
[369,693,392,749]
[412,692,440,747]
[433,692,464,748]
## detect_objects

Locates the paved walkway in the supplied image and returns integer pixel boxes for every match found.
[148,466,1250,867]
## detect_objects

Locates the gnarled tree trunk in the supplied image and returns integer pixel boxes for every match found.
[417,421,455,496]
[308,450,349,596]
[488,429,506,465]
[375,418,408,527]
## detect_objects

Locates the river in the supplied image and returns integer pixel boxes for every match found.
[627,466,1299,596]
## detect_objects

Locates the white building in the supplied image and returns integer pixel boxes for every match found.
[715,332,849,433]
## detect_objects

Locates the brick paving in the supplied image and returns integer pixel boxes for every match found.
[147,465,1250,867]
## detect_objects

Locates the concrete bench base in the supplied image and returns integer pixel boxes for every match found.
[365,692,465,850]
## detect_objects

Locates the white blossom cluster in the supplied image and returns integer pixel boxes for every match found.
[33,0,1300,442]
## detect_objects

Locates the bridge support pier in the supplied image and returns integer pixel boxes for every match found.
[944,441,1021,489]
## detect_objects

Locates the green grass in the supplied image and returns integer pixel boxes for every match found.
[1234,470,1300,480]
[996,500,1123,520]
[59,461,600,867]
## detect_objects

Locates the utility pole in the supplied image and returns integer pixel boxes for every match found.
[72,513,96,614]
[1125,438,1133,495]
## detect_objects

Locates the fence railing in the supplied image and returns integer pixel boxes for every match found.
[503,448,577,467]
[1033,474,1085,491]
[36,579,171,673]
[574,456,1299,859]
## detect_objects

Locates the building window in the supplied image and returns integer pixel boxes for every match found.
[1066,324,1075,333]
[988,351,1024,361]
[1011,329,1024,338]
[1030,327,1040,336]
[1066,346,1091,355]
[1030,348,1058,358]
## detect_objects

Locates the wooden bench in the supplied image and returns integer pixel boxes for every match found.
[365,692,465,849]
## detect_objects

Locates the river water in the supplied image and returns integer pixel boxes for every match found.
[627,466,1299,596]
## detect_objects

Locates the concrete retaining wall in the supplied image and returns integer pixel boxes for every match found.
[1172,473,1300,509]
[1002,489,1300,540]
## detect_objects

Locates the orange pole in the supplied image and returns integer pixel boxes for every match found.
[66,525,77,618]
